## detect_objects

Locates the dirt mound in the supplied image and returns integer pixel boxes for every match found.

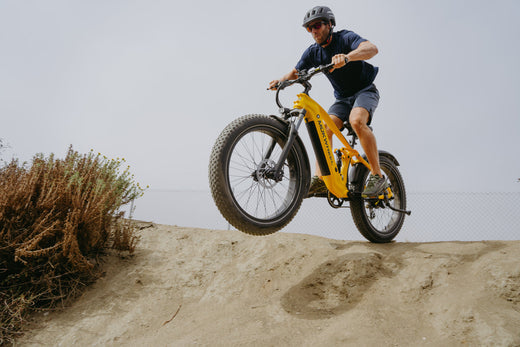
[17,224,520,346]
[282,252,395,318]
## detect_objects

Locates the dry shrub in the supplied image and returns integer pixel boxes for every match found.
[0,147,144,344]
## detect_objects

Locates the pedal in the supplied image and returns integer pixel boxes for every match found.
[363,186,392,200]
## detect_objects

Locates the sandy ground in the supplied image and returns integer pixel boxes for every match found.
[17,223,520,346]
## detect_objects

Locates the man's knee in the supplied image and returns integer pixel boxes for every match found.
[349,107,370,131]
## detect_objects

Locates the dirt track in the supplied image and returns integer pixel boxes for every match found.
[19,224,520,346]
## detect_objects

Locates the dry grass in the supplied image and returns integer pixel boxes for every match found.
[0,147,144,344]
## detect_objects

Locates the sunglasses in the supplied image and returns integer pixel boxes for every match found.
[306,21,327,32]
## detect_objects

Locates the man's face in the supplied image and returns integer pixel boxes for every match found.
[306,20,330,45]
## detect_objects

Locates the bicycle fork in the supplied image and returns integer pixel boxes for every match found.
[267,110,306,182]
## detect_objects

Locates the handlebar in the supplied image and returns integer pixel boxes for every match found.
[272,62,336,110]
[277,62,334,91]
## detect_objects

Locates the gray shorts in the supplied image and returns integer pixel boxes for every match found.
[328,84,380,125]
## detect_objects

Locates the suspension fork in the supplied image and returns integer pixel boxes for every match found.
[269,111,306,181]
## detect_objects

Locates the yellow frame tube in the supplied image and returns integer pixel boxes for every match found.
[294,93,371,198]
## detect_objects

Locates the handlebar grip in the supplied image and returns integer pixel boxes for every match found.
[267,81,281,90]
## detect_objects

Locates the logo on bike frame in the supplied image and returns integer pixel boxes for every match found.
[316,116,334,167]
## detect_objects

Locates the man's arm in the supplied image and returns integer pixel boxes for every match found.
[331,41,378,70]
[347,40,378,62]
[268,68,299,90]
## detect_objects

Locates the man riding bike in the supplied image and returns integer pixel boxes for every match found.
[268,6,386,198]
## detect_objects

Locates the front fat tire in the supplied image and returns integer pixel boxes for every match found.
[209,114,310,235]
[350,156,407,243]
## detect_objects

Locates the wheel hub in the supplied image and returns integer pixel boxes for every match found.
[253,159,278,188]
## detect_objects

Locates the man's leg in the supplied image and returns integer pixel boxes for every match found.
[350,107,388,197]
[349,107,382,177]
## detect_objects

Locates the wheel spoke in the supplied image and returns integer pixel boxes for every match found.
[227,127,299,220]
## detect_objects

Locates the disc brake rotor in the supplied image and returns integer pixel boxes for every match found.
[254,159,278,189]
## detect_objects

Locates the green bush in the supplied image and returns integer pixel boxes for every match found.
[0,147,144,344]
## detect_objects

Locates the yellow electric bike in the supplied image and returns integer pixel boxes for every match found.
[209,62,410,243]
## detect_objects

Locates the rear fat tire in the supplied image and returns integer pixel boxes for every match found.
[209,114,310,235]
[350,155,407,243]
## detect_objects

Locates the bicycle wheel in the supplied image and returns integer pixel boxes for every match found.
[209,114,310,235]
[350,155,407,243]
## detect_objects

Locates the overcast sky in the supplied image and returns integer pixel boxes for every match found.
[1,0,519,193]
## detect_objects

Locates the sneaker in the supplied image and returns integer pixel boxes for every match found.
[362,174,387,198]
[306,175,328,198]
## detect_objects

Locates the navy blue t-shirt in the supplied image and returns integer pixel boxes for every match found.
[295,30,378,98]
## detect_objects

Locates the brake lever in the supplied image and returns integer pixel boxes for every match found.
[267,80,291,91]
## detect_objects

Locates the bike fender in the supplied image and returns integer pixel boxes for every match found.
[377,150,400,166]
[269,115,311,176]
[349,150,400,186]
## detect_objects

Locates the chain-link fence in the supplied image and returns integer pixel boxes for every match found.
[132,190,520,242]
[399,192,519,242]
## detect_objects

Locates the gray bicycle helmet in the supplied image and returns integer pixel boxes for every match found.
[302,6,336,28]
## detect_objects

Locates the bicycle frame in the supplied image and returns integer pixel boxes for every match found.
[209,61,409,241]
[293,93,371,199]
